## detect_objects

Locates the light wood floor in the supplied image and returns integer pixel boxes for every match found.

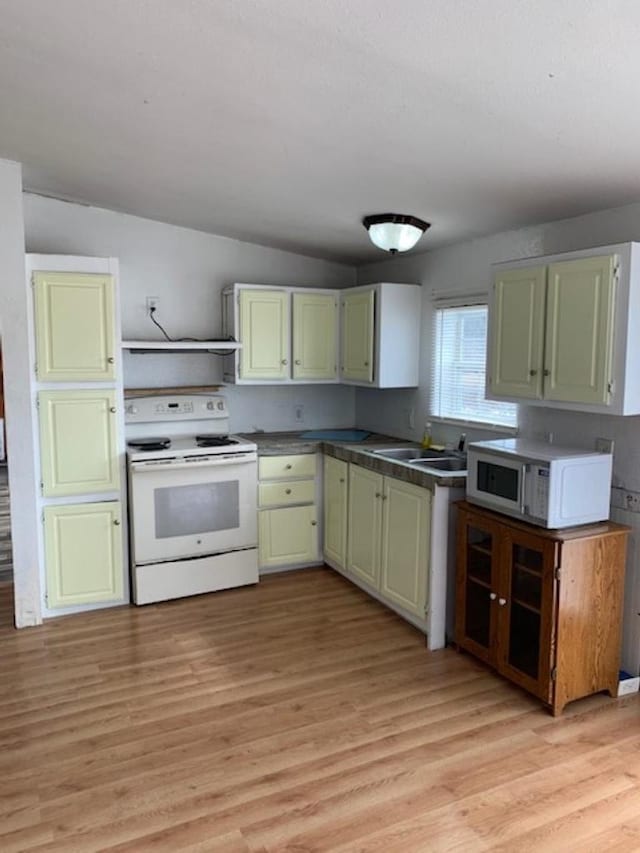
[1,568,640,852]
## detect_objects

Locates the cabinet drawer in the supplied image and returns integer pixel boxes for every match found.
[259,480,315,508]
[259,454,316,480]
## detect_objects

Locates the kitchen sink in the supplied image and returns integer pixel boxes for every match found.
[410,457,467,473]
[372,447,449,461]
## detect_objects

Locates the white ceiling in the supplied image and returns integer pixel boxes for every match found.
[2,0,640,264]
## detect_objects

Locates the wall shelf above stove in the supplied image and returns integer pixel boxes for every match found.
[122,340,241,354]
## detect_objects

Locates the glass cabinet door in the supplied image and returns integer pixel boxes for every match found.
[498,531,557,701]
[456,516,499,663]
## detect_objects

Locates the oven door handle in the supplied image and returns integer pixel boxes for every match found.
[130,455,257,472]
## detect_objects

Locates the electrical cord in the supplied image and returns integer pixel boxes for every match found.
[148,306,237,354]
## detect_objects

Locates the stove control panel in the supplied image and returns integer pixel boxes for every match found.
[124,395,228,423]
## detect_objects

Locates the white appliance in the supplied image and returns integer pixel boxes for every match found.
[466,438,613,528]
[126,394,258,604]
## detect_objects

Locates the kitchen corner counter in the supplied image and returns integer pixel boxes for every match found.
[239,430,467,489]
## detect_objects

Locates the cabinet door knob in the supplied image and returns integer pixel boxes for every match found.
[107,357,115,364]
[113,519,121,526]
[110,406,117,413]
[543,369,550,377]
[339,478,345,483]
[285,464,292,470]
[311,520,317,526]
[364,361,369,366]
[489,592,497,600]
[498,597,507,606]
[285,488,292,495]
[375,492,381,498]
[529,369,537,376]
[382,494,388,500]
[281,359,288,365]
[295,359,301,365]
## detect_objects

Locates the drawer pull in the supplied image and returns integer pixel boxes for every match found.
[529,369,537,376]
[375,492,381,498]
[282,359,288,365]
[285,464,292,470]
[311,520,317,526]
[113,519,121,526]
[285,488,292,495]
[295,359,301,365]
[110,406,117,413]
[339,478,345,483]
[107,356,115,364]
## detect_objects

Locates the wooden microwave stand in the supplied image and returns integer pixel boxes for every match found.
[455,501,630,715]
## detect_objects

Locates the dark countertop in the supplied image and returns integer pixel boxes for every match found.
[239,430,467,489]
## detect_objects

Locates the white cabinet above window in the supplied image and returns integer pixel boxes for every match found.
[487,243,640,415]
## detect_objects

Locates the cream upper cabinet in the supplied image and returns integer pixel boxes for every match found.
[33,271,116,381]
[544,255,616,405]
[380,478,430,619]
[239,289,289,380]
[44,501,123,608]
[323,456,348,569]
[486,244,640,414]
[341,289,375,383]
[223,285,339,384]
[292,292,338,380]
[489,266,546,399]
[39,390,120,497]
[347,464,383,587]
[340,283,421,388]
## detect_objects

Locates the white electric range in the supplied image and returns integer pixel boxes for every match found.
[125,394,258,605]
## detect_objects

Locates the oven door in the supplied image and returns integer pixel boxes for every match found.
[130,454,257,564]
[466,450,527,518]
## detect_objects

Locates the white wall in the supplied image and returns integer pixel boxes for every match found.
[357,199,640,673]
[23,194,357,432]
[0,161,41,627]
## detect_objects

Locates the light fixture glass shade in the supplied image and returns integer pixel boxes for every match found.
[363,213,430,254]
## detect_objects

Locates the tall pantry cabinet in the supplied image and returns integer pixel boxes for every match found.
[27,255,128,615]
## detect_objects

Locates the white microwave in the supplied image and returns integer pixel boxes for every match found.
[466,439,613,528]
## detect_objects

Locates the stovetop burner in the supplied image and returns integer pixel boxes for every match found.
[195,434,238,448]
[127,436,172,452]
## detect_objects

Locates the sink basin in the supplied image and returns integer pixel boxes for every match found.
[410,457,467,473]
[372,447,448,461]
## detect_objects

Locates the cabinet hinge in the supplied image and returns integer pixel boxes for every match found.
[554,566,561,581]
[551,666,557,681]
[607,380,615,395]
[34,367,38,382]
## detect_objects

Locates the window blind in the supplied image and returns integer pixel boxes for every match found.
[430,303,517,428]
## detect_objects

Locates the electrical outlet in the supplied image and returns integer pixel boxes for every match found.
[294,404,304,423]
[595,437,615,454]
[146,296,159,315]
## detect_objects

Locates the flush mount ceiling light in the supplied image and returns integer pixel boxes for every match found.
[362,213,431,254]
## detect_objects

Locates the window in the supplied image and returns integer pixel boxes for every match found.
[430,303,517,428]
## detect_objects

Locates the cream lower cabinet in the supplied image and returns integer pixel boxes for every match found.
[344,463,431,621]
[44,501,123,608]
[38,390,120,497]
[258,454,320,570]
[379,477,430,618]
[323,456,348,569]
[259,505,318,568]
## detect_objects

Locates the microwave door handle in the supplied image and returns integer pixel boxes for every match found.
[519,464,528,515]
[131,456,256,472]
